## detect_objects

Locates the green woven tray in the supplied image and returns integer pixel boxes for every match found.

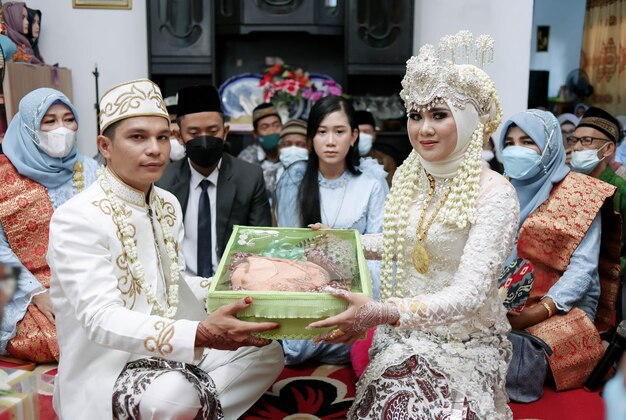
[206,225,373,339]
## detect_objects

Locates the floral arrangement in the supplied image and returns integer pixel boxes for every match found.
[302,79,343,102]
[260,63,343,106]
[260,63,311,105]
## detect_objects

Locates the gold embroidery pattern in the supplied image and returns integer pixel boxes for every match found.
[115,222,137,244]
[113,222,139,308]
[93,199,137,244]
[518,172,615,304]
[518,172,614,271]
[92,199,114,215]
[158,198,176,227]
[144,321,175,357]
[116,253,141,309]
[527,308,604,391]
[101,82,167,120]
[580,115,619,139]
[0,156,58,361]
[92,199,134,220]
[0,156,54,287]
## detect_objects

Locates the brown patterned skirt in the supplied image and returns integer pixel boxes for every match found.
[349,354,478,419]
[112,358,223,420]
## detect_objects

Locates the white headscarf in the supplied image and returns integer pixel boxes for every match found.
[419,103,480,178]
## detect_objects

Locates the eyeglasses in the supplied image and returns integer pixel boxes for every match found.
[566,135,611,146]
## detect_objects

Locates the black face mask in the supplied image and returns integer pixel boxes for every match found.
[185,136,224,168]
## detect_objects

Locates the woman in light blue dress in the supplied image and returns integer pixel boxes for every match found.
[276,96,387,364]
[0,88,99,361]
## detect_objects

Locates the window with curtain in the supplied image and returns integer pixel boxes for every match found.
[580,0,625,115]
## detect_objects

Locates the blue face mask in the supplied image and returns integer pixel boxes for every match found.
[279,146,308,167]
[358,133,374,156]
[502,146,544,180]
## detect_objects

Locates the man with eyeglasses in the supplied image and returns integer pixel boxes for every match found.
[568,107,622,179]
[569,106,626,321]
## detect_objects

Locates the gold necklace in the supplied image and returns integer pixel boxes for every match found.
[411,173,450,274]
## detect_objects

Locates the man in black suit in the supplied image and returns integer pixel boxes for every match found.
[157,85,271,280]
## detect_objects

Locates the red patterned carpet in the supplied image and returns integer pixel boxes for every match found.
[1,361,605,419]
[242,363,357,419]
[242,363,605,420]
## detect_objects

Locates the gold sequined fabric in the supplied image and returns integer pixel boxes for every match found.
[517,172,618,326]
[0,156,58,362]
[527,308,604,391]
[0,156,53,287]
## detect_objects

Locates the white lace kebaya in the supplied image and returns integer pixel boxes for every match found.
[349,32,518,420]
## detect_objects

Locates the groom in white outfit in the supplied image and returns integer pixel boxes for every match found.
[47,79,283,419]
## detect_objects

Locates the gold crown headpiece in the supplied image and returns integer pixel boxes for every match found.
[400,31,501,136]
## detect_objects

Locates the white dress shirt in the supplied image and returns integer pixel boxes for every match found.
[183,159,220,276]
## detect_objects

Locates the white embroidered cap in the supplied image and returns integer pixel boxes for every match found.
[99,79,169,134]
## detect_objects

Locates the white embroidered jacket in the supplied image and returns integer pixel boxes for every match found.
[47,171,207,419]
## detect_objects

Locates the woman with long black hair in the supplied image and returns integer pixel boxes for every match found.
[275,95,387,364]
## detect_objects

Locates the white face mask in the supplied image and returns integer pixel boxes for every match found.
[36,127,77,158]
[481,150,495,162]
[358,133,374,156]
[169,138,186,161]
[570,143,609,174]
[279,146,309,167]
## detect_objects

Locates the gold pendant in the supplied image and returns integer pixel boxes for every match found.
[411,242,430,274]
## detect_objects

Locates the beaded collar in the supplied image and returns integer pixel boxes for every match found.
[104,166,157,207]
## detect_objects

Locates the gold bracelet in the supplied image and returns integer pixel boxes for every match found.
[541,301,553,318]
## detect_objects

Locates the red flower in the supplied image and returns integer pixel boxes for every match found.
[4,172,16,185]
[260,74,273,87]
[268,63,282,76]
[34,244,47,257]
[26,220,38,233]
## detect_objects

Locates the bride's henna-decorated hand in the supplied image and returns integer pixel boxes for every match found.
[307,287,400,345]
[195,297,279,350]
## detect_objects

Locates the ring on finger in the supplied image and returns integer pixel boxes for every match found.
[328,329,345,340]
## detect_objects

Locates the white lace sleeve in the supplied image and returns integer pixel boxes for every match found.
[361,233,383,260]
[388,182,519,330]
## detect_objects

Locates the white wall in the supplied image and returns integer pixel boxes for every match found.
[24,0,149,157]
[530,0,586,98]
[414,0,534,129]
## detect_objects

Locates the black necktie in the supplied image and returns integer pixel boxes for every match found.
[197,179,213,277]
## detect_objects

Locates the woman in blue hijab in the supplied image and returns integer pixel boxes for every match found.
[0,88,99,362]
[497,109,619,397]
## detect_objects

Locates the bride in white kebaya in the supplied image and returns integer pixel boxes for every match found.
[309,31,519,419]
